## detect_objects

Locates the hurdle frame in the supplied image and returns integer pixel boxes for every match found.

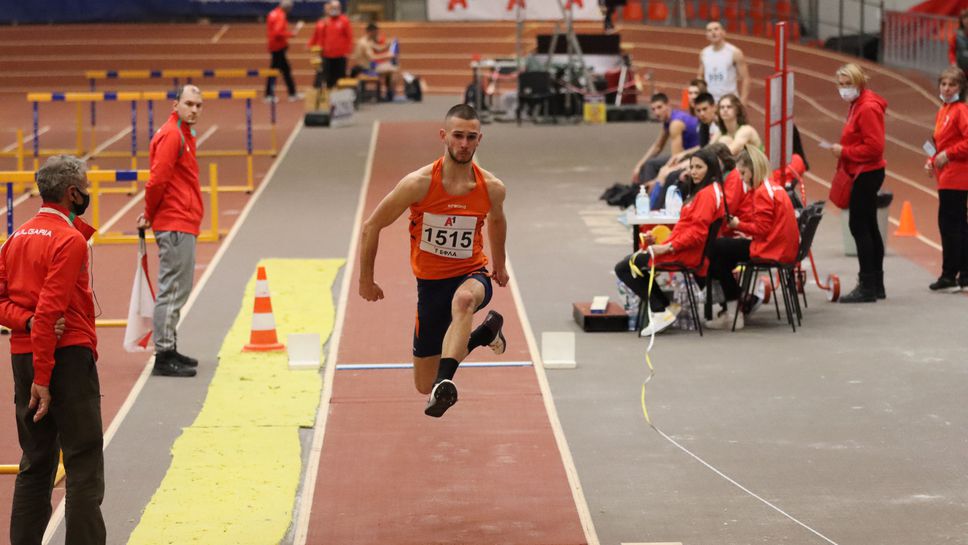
[25,90,267,193]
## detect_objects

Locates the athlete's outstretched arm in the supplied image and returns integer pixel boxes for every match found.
[485,178,508,287]
[358,174,426,301]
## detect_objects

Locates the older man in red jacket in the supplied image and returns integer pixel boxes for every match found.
[137,85,203,377]
[308,0,354,89]
[265,0,301,102]
[0,155,105,545]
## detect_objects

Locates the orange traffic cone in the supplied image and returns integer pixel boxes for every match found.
[243,266,285,352]
[894,200,919,237]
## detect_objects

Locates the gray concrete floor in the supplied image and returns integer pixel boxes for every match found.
[92,98,968,545]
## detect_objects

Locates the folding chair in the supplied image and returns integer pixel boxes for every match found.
[732,202,824,332]
[516,71,554,126]
[638,218,724,337]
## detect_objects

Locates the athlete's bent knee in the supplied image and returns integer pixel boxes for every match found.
[451,289,477,315]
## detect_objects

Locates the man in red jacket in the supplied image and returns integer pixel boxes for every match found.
[265,0,301,102]
[0,155,105,545]
[308,0,354,89]
[137,85,203,377]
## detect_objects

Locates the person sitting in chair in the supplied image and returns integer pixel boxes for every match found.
[351,22,399,102]
[615,147,726,336]
[706,146,799,330]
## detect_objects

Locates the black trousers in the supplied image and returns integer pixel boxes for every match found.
[265,47,297,98]
[11,346,104,545]
[316,57,347,90]
[848,168,885,275]
[616,253,670,311]
[709,237,752,302]
[938,188,968,279]
[637,155,670,185]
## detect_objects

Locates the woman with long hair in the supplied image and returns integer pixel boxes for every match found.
[829,63,887,302]
[615,147,725,335]
[926,66,968,291]
[715,93,762,155]
[707,146,799,329]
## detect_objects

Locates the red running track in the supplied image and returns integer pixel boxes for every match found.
[304,121,588,545]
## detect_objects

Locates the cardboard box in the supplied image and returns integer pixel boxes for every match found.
[573,301,629,332]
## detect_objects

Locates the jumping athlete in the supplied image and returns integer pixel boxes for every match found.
[358,104,509,418]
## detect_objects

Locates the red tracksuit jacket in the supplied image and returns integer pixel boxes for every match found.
[721,168,753,236]
[655,182,725,276]
[838,88,887,177]
[932,101,968,191]
[266,6,293,52]
[145,112,203,235]
[735,181,800,263]
[308,15,353,58]
[0,204,97,387]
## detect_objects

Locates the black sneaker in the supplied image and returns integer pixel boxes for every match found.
[479,310,507,355]
[929,276,958,292]
[173,350,198,368]
[960,275,968,290]
[152,351,197,377]
[424,379,458,418]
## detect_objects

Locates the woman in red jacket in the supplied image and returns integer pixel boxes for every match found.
[926,66,968,290]
[707,146,799,330]
[829,63,887,303]
[615,147,725,336]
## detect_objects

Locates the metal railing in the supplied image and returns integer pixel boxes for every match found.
[882,10,959,75]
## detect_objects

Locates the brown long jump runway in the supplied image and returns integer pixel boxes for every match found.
[304,121,589,545]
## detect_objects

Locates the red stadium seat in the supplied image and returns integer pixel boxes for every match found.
[775,0,793,20]
[623,0,645,21]
[648,0,670,22]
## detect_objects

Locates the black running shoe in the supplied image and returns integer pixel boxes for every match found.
[480,310,507,355]
[424,379,458,418]
[152,351,197,378]
[929,276,958,292]
[173,349,198,368]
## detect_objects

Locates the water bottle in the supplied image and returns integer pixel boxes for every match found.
[617,279,637,331]
[665,185,683,215]
[635,184,650,216]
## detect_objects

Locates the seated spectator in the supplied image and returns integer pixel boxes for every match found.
[706,146,799,330]
[715,93,762,155]
[707,141,752,235]
[615,147,726,336]
[633,93,700,187]
[351,22,399,101]
[645,97,722,210]
[686,78,708,115]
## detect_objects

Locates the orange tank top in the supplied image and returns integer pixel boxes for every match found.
[409,158,491,280]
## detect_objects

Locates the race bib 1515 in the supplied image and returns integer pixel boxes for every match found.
[420,212,476,259]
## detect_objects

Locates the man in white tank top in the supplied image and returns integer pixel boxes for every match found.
[698,21,749,103]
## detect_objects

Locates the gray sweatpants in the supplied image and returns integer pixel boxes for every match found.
[153,231,196,352]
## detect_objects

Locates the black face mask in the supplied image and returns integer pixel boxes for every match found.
[71,187,91,216]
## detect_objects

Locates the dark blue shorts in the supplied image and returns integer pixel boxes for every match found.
[413,268,493,358]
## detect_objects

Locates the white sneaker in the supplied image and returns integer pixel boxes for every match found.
[424,379,458,418]
[752,277,767,310]
[704,308,731,330]
[288,93,305,102]
[707,302,744,330]
[263,95,279,104]
[639,305,679,336]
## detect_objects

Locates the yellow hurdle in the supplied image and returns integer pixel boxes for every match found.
[95,163,225,244]
[25,90,267,194]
